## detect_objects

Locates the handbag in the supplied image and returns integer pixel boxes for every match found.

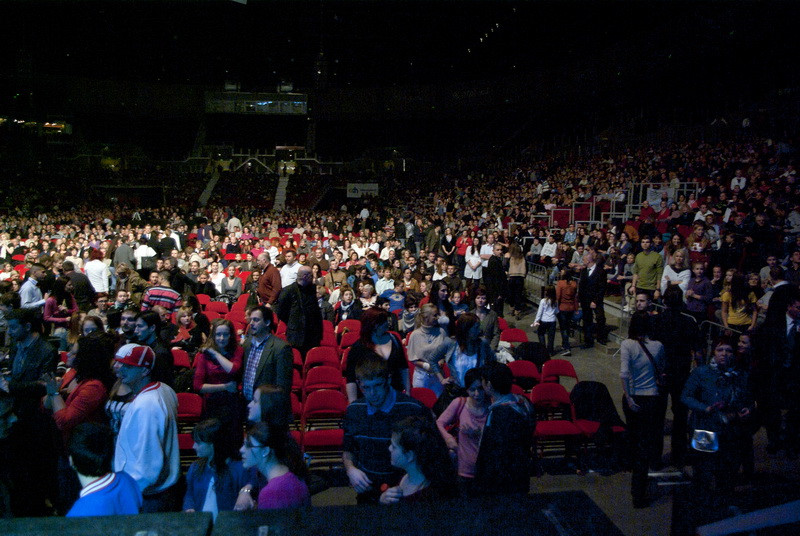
[638,340,669,391]
[691,429,719,453]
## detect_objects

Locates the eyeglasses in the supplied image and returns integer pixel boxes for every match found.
[244,439,264,450]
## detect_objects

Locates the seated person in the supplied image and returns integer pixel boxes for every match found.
[66,422,142,517]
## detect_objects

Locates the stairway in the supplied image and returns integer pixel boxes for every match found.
[197,168,220,207]
[272,175,289,211]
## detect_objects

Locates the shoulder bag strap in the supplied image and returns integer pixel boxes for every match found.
[637,339,662,378]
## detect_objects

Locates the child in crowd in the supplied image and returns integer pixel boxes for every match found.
[450,290,468,317]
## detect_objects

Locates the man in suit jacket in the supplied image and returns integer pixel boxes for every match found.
[755,289,800,455]
[274,266,323,356]
[5,308,59,516]
[240,305,293,405]
[483,243,508,316]
[578,248,607,348]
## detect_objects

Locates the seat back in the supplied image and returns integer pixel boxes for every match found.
[410,387,438,409]
[541,359,579,383]
[507,359,541,391]
[303,365,344,399]
[171,348,192,368]
[337,319,362,336]
[304,346,341,374]
[177,392,204,421]
[500,328,529,344]
[206,301,229,315]
[339,331,360,350]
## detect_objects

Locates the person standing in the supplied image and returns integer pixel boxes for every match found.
[474,362,535,496]
[342,355,429,504]
[631,236,664,301]
[555,269,579,356]
[112,343,180,512]
[578,249,607,348]
[274,266,323,356]
[256,252,282,306]
[19,262,48,311]
[240,306,293,413]
[620,312,666,508]
[5,308,59,516]
[506,243,527,320]
[483,243,508,317]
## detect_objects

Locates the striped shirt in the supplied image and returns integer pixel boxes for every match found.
[141,286,182,312]
[242,335,269,400]
[342,390,429,484]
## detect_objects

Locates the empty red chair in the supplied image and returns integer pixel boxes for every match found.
[206,301,229,315]
[302,365,344,400]
[11,254,25,262]
[529,383,582,457]
[202,311,220,322]
[276,320,287,337]
[171,348,191,369]
[291,369,302,394]
[339,331,360,351]
[322,320,335,335]
[177,393,204,423]
[301,389,348,446]
[226,309,247,325]
[507,360,541,391]
[336,319,361,336]
[410,387,438,409]
[340,347,351,374]
[541,359,579,383]
[230,293,250,311]
[178,433,195,451]
[292,348,303,369]
[500,328,529,344]
[498,317,510,332]
[195,294,211,309]
[304,346,341,374]
[320,331,338,348]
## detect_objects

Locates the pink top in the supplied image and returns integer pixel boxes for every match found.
[43,296,78,327]
[192,347,243,393]
[257,471,310,510]
[436,397,487,478]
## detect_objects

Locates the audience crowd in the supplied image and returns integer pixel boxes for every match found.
[0,134,798,519]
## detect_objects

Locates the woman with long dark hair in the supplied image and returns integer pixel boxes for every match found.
[380,416,458,503]
[43,276,78,350]
[720,272,757,332]
[445,313,495,389]
[344,307,409,402]
[240,422,310,510]
[183,418,252,518]
[428,280,455,335]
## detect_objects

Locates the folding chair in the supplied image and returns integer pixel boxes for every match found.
[541,359,579,384]
[507,360,541,392]
[300,389,348,468]
[336,319,362,336]
[304,346,341,375]
[302,365,344,401]
[500,328,529,345]
[529,383,583,460]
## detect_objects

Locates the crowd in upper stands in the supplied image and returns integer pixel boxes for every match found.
[0,134,798,520]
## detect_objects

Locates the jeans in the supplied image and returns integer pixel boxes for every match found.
[537,321,556,355]
[556,311,573,350]
[623,394,663,503]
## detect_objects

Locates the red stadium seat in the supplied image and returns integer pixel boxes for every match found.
[171,348,191,369]
[529,383,582,458]
[195,294,211,309]
[304,346,341,374]
[410,387,438,409]
[541,359,579,384]
[500,328,529,344]
[507,360,541,392]
[177,393,203,423]
[206,301,229,315]
[302,365,344,400]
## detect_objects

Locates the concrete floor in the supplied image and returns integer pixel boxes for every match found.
[311,305,800,536]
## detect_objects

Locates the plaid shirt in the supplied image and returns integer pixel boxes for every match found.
[242,335,269,400]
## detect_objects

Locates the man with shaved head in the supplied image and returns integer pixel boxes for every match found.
[274,264,322,356]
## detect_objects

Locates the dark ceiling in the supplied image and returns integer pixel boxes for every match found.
[1,1,797,93]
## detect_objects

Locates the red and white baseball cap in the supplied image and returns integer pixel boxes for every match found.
[114,344,156,369]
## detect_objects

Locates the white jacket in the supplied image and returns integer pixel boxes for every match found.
[114,382,179,495]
